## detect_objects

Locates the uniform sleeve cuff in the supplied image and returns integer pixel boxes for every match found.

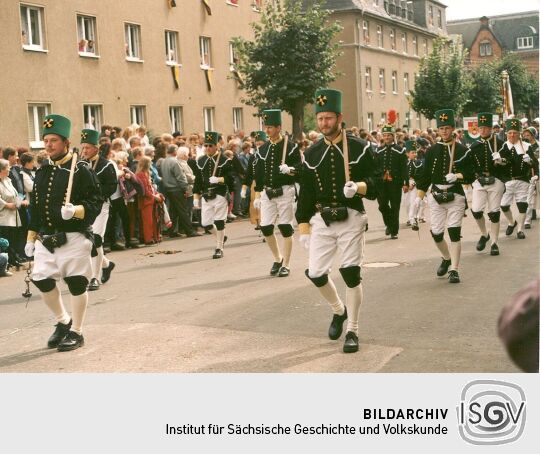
[27,230,38,242]
[298,223,311,235]
[218,177,225,183]
[73,205,85,219]
[356,182,367,195]
[417,190,426,199]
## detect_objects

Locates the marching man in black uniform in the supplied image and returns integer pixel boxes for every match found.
[500,119,536,239]
[402,140,423,231]
[24,114,101,351]
[374,122,408,239]
[468,112,507,256]
[296,89,378,353]
[241,131,267,231]
[415,109,473,284]
[193,132,234,259]
[80,129,118,290]
[522,126,539,228]
[253,110,302,277]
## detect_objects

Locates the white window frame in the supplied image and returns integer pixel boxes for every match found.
[233,108,244,132]
[413,35,418,56]
[380,112,387,125]
[165,30,180,65]
[82,104,103,131]
[405,111,411,128]
[379,68,386,93]
[27,103,51,149]
[367,113,374,132]
[517,36,533,49]
[401,32,407,54]
[479,41,492,57]
[363,20,370,45]
[203,107,215,131]
[169,106,184,133]
[391,71,398,94]
[390,28,396,51]
[77,14,98,57]
[21,4,46,51]
[377,24,383,48]
[423,38,428,56]
[428,5,434,26]
[125,23,143,61]
[199,36,212,68]
[130,105,146,126]
[437,9,442,28]
[404,73,410,94]
[365,66,372,91]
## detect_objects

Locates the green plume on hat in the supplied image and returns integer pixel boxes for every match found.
[42,114,71,139]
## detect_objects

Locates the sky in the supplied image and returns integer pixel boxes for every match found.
[442,0,539,20]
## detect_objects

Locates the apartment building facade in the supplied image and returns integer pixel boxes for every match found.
[1,0,269,149]
[325,0,448,131]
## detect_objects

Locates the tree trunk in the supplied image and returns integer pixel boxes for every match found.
[292,98,305,142]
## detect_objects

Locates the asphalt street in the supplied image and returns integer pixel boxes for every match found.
[0,199,537,372]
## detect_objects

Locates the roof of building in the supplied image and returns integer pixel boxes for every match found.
[447,11,539,51]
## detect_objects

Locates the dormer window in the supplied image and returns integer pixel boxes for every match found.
[517,36,533,49]
[479,40,492,56]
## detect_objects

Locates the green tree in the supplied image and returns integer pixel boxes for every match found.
[462,61,501,116]
[410,37,471,120]
[232,0,342,140]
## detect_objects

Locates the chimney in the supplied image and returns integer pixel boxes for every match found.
[480,16,489,27]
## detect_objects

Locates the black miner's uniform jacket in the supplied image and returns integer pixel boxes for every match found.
[254,137,302,192]
[296,134,378,225]
[29,152,101,234]
[193,152,235,196]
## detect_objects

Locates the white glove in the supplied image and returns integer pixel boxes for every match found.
[209,176,220,184]
[445,173,458,183]
[491,152,501,161]
[253,198,261,210]
[299,234,310,250]
[279,164,292,175]
[530,175,539,183]
[343,181,358,198]
[193,198,200,209]
[61,203,76,220]
[522,154,532,164]
[240,187,247,199]
[24,242,35,258]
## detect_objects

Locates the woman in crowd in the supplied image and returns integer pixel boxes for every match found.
[177,146,196,226]
[136,156,164,245]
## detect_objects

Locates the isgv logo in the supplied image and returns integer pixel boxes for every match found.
[457,380,526,445]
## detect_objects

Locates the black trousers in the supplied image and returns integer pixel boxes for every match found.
[105,197,131,245]
[166,190,194,235]
[377,181,403,235]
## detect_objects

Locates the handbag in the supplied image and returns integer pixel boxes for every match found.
[38,232,67,254]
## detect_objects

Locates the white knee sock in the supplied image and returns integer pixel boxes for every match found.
[265,234,282,262]
[435,239,451,260]
[345,284,363,335]
[41,286,70,325]
[502,209,515,225]
[449,241,461,271]
[475,216,488,236]
[70,292,88,335]
[91,247,103,280]
[282,236,293,268]
[490,221,500,245]
[318,278,345,315]
[102,254,109,269]
[517,212,526,232]
[216,229,225,249]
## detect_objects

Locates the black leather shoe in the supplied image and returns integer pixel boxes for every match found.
[436,258,451,277]
[328,307,348,340]
[57,331,84,352]
[411,220,419,231]
[47,320,72,348]
[212,249,223,259]
[448,270,460,283]
[125,242,140,249]
[270,259,283,276]
[343,331,359,353]
[517,231,526,239]
[476,234,490,251]
[490,243,499,256]
[87,278,100,291]
[524,223,531,229]
[506,221,517,236]
[187,231,203,237]
[277,266,290,277]
[101,262,115,284]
